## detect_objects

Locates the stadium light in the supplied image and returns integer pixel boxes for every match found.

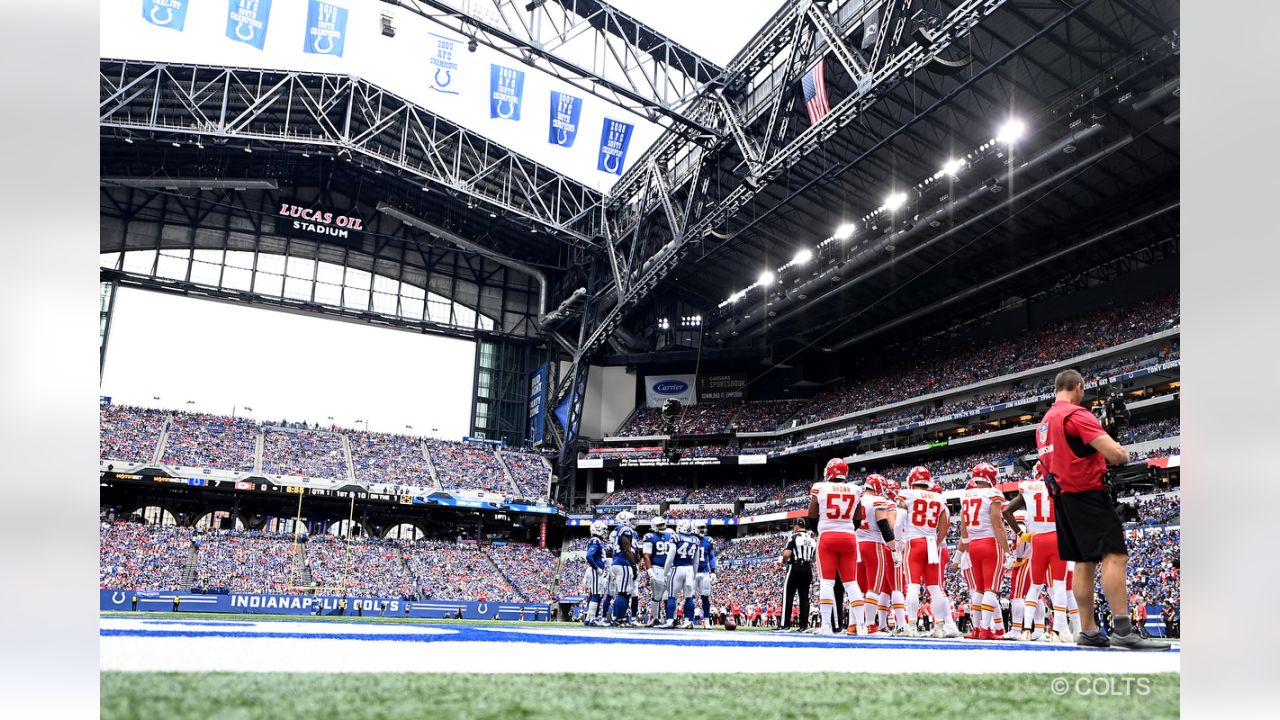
[793,248,813,265]
[758,270,775,286]
[884,192,908,212]
[941,158,966,177]
[834,223,856,240]
[996,118,1026,144]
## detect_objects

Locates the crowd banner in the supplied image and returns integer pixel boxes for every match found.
[101,589,552,620]
[226,0,272,50]
[644,374,696,408]
[549,91,583,147]
[597,118,634,175]
[143,0,188,30]
[304,1,348,57]
[489,64,526,120]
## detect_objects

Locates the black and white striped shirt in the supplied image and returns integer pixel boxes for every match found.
[785,532,817,566]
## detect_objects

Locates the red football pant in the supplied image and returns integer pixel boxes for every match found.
[1029,531,1068,586]
[817,532,858,582]
[858,541,888,595]
[967,537,1005,593]
[1011,553,1033,600]
[903,537,941,586]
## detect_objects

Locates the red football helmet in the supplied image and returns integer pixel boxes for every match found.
[1033,460,1048,481]
[864,474,889,498]
[907,466,932,488]
[885,479,901,501]
[824,457,849,482]
[929,480,944,495]
[970,462,998,485]
[964,478,978,491]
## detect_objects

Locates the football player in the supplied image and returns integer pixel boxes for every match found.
[896,466,962,638]
[958,462,1010,639]
[608,511,639,626]
[810,458,889,636]
[1003,462,1073,642]
[694,521,717,628]
[855,474,896,634]
[641,516,674,626]
[1003,509,1036,639]
[583,520,610,626]
[662,519,701,628]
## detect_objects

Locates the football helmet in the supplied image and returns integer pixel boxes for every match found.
[824,457,849,481]
[864,474,889,498]
[907,466,932,488]
[693,520,708,536]
[590,520,609,538]
[676,519,692,535]
[651,516,667,531]
[885,479,901,501]
[970,462,998,485]
[1033,460,1048,481]
[929,480,944,495]
[964,478,978,491]
[616,510,636,528]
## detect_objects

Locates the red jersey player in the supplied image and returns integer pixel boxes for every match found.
[1003,461,1074,642]
[854,474,896,635]
[809,458,891,635]
[896,466,962,638]
[958,462,1010,640]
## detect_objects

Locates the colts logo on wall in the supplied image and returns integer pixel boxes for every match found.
[226,0,272,50]
[548,92,583,147]
[143,0,189,30]
[490,65,526,121]
[304,1,348,57]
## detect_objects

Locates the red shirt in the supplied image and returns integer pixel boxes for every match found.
[1036,400,1108,493]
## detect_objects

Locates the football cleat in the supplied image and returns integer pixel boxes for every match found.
[943,622,963,638]
[930,626,946,639]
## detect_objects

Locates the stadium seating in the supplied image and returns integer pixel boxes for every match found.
[426,439,510,494]
[99,521,192,591]
[401,539,520,602]
[160,412,258,471]
[261,429,349,480]
[484,543,558,602]
[100,404,168,464]
[304,535,417,599]
[502,452,552,499]
[598,480,689,506]
[348,431,433,487]
[193,530,299,594]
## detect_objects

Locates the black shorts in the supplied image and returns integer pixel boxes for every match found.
[1053,489,1128,563]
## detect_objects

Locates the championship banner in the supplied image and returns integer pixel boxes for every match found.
[304,1,348,57]
[143,0,188,31]
[489,64,525,120]
[527,364,547,444]
[428,32,462,95]
[597,118,634,175]
[548,91,583,147]
[697,372,748,402]
[644,374,696,408]
[226,0,272,50]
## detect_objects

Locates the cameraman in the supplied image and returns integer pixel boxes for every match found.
[1036,369,1166,650]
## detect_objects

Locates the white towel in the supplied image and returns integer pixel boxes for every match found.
[926,536,940,564]
[958,550,971,570]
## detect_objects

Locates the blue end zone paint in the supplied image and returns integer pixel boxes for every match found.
[100,621,1179,654]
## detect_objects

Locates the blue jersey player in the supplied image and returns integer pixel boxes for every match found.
[608,511,639,625]
[662,519,701,629]
[582,520,610,626]
[694,521,718,628]
[641,516,674,626]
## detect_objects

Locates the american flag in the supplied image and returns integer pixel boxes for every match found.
[802,60,830,125]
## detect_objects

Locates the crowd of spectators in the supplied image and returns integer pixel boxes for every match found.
[1129,493,1181,525]
[99,521,192,590]
[193,529,299,594]
[304,535,416,598]
[484,543,558,601]
[261,429,349,480]
[682,483,768,505]
[160,412,258,471]
[1122,527,1180,614]
[401,539,519,601]
[598,480,689,506]
[1121,417,1180,444]
[348,431,432,486]
[616,400,808,437]
[426,440,510,494]
[100,404,168,464]
[1132,446,1179,462]
[502,452,552,499]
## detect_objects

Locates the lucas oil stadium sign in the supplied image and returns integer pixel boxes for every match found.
[275,202,364,247]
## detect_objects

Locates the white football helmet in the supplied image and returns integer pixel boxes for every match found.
[651,516,666,531]
[676,519,692,535]
[693,520,708,536]
[590,520,608,538]
[616,510,636,528]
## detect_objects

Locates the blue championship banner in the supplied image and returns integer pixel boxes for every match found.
[597,118,634,175]
[143,0,188,30]
[101,589,552,621]
[528,364,548,444]
[304,1,348,56]
[548,92,583,147]
[428,32,462,95]
[489,64,526,120]
[226,0,272,50]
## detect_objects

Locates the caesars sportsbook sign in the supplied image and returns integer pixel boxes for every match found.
[275,202,364,247]
[644,374,697,408]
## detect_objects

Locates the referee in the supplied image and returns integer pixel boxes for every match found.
[779,520,816,631]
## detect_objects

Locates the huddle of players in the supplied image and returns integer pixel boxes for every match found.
[811,457,1081,641]
[581,510,717,628]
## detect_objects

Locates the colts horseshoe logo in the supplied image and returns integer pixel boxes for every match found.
[494,100,517,120]
[555,128,571,146]
[149,5,175,26]
[476,602,489,615]
[235,21,256,42]
[111,591,126,604]
[311,34,335,54]
[601,155,621,174]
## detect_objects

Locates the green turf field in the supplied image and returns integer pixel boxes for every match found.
[101,672,1178,720]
